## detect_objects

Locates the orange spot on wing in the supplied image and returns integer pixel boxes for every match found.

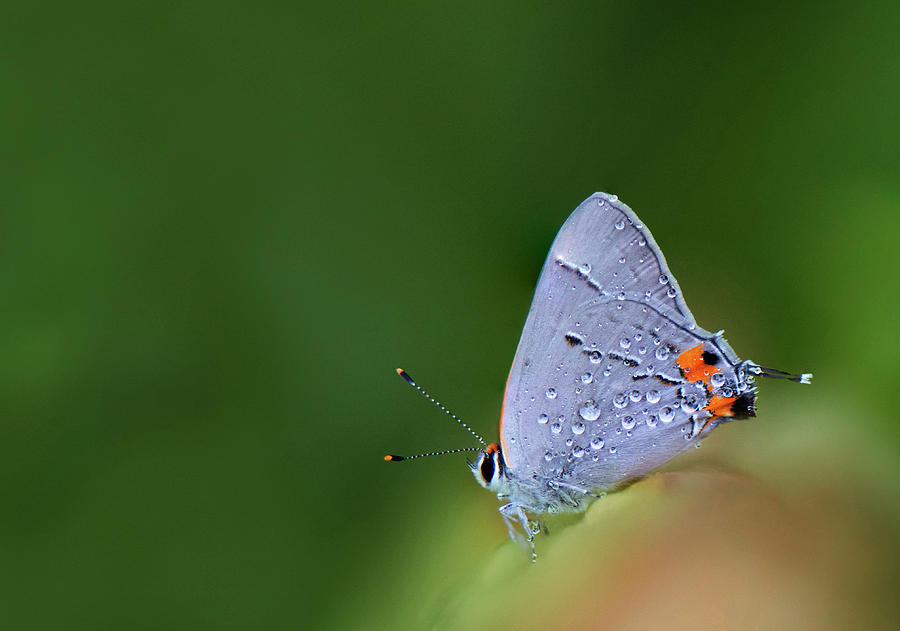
[485,443,500,455]
[677,343,721,385]
[706,395,738,417]
[677,344,734,435]
[696,395,739,436]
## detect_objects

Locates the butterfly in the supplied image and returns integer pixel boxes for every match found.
[388,193,811,560]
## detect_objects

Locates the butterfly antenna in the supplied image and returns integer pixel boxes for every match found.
[384,447,483,462]
[752,365,813,384]
[395,368,487,446]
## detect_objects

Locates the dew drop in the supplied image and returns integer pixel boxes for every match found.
[590,437,605,450]
[537,413,549,424]
[573,446,585,458]
[550,422,562,434]
[616,291,626,301]
[544,451,553,462]
[579,400,601,421]
[655,346,670,361]
[619,337,631,349]
[621,416,636,430]
[581,372,593,384]
[666,287,677,298]
[613,393,628,409]
[578,262,592,275]
[710,373,726,387]
[659,406,675,423]
[546,388,557,399]
[618,256,626,264]
[589,350,603,364]
[629,390,642,402]
[658,274,669,285]
[646,389,661,403]
[609,446,618,454]
[646,415,659,428]
[572,422,585,435]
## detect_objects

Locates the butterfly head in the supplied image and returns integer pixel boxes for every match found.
[469,443,508,492]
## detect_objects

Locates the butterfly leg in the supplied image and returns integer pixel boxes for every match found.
[499,503,539,562]
[516,505,538,563]
[498,504,524,545]
[554,480,606,500]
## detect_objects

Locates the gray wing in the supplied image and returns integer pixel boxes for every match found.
[500,193,742,489]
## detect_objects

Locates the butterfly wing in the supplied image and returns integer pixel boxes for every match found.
[500,193,744,490]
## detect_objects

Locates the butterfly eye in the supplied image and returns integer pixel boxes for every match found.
[479,453,496,483]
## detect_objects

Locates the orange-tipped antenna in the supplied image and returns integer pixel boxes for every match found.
[395,368,487,446]
[384,447,483,462]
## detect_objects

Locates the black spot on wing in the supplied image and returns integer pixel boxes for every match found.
[731,393,756,419]
[608,351,640,367]
[564,333,584,347]
[654,374,683,385]
[702,351,720,365]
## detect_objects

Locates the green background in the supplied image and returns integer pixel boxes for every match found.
[2,2,898,629]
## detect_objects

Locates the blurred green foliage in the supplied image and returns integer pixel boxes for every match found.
[0,1,898,629]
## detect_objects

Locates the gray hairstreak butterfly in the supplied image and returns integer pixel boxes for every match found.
[387,192,811,561]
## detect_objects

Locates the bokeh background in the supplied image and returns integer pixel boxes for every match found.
[2,2,898,629]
